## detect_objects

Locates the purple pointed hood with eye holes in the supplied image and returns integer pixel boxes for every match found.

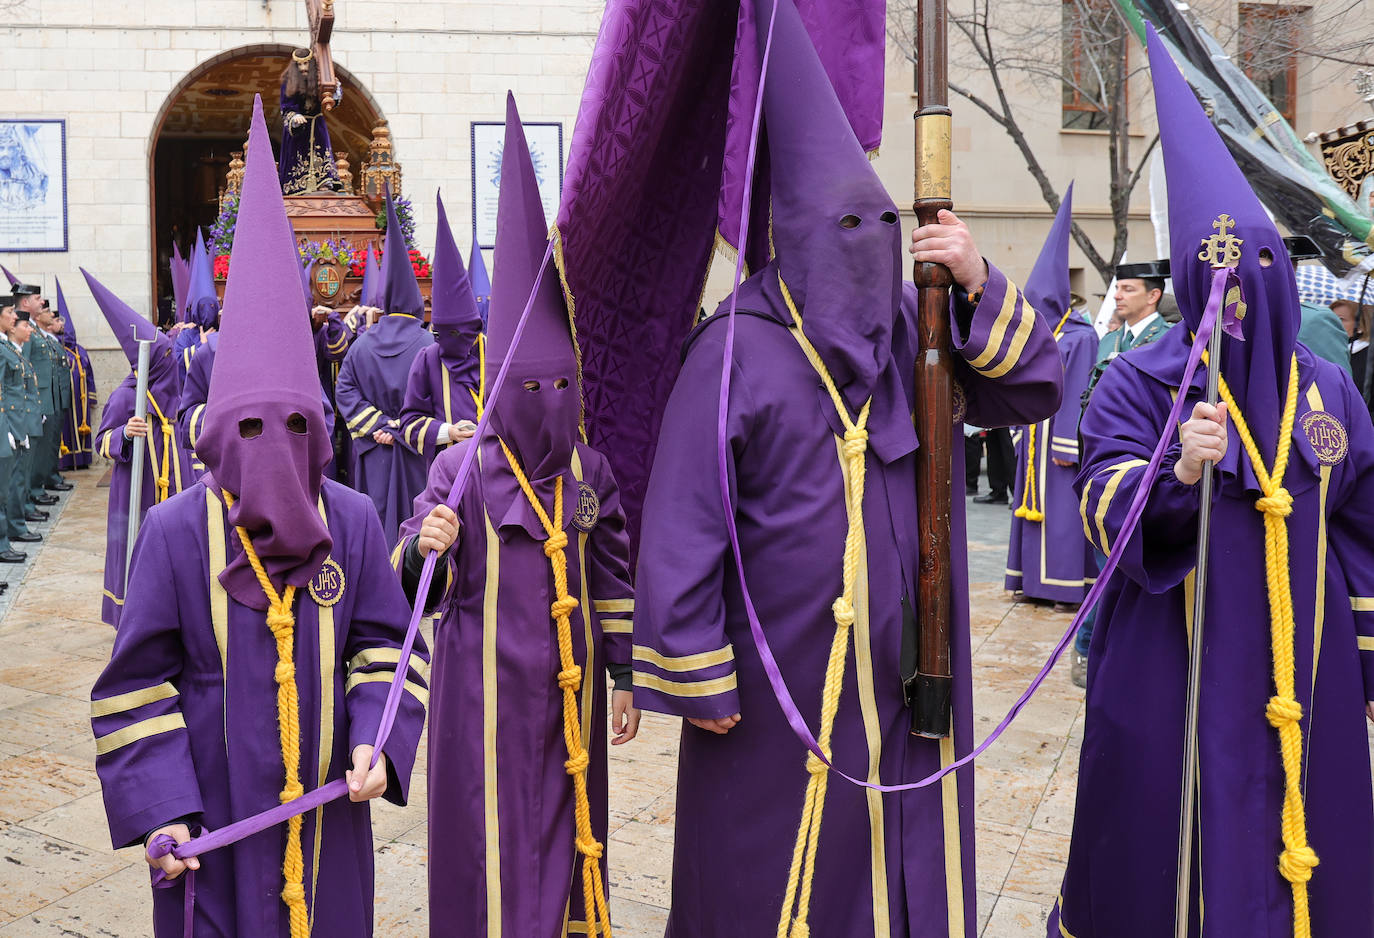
[1143,24,1299,461]
[381,187,424,316]
[758,0,903,412]
[430,189,483,368]
[187,228,220,330]
[483,93,581,535]
[197,94,332,607]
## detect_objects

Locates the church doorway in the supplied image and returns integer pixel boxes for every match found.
[147,45,386,321]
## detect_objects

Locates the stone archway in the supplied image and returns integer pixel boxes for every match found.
[147,45,386,318]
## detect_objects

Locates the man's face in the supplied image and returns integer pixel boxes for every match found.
[1113,279,1161,327]
[1332,301,1359,339]
[16,294,41,316]
[0,308,15,334]
[13,320,32,345]
[33,306,55,332]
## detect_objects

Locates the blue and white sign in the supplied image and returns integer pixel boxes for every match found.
[471,120,563,251]
[0,119,67,253]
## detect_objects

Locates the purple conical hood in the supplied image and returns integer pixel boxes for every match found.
[198,94,332,605]
[469,236,491,329]
[170,242,189,324]
[359,246,381,308]
[759,0,901,411]
[381,188,424,316]
[485,93,578,492]
[299,256,313,312]
[81,267,164,366]
[80,266,180,410]
[1149,24,1296,458]
[1,264,17,288]
[1023,183,1075,325]
[430,190,482,366]
[54,276,78,349]
[187,228,220,329]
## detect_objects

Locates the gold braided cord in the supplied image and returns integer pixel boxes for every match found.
[776,278,871,938]
[1014,308,1074,523]
[144,393,174,503]
[497,440,612,937]
[1207,352,1317,935]
[222,492,310,938]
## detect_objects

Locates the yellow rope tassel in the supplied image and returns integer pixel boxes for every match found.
[776,279,871,938]
[498,441,612,937]
[1208,353,1317,935]
[145,394,173,503]
[1014,309,1074,523]
[223,492,310,938]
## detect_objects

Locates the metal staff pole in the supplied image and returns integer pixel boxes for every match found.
[1174,316,1225,938]
[124,335,151,590]
[910,0,955,739]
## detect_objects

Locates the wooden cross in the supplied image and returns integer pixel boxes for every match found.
[306,0,338,111]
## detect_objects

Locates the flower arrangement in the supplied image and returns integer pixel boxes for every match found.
[375,195,419,250]
[213,254,231,281]
[408,248,431,279]
[208,193,239,257]
[299,237,356,268]
[347,250,371,278]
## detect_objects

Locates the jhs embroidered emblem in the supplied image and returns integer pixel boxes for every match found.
[308,558,346,606]
[1301,410,1347,466]
[951,382,968,424]
[573,481,600,532]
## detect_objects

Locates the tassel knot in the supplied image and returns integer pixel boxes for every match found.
[575,836,604,860]
[1278,846,1320,884]
[1265,695,1303,728]
[1256,487,1293,518]
[544,531,569,555]
[565,751,590,775]
[558,666,582,690]
[551,596,580,619]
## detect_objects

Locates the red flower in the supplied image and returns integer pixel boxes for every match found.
[213,254,231,280]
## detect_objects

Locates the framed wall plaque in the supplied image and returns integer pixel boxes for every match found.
[471,120,564,250]
[0,119,67,252]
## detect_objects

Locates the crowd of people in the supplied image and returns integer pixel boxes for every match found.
[2,3,1365,937]
[0,269,96,580]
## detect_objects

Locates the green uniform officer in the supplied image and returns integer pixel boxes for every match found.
[0,296,24,569]
[0,300,43,544]
[21,294,65,503]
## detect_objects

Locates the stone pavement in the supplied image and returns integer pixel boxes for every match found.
[0,469,1093,936]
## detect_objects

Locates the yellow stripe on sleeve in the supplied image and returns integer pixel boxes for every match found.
[964,285,1018,370]
[600,619,632,634]
[633,644,733,672]
[1350,597,1374,612]
[90,682,177,718]
[979,294,1036,379]
[1358,636,1374,651]
[344,670,430,706]
[633,671,738,698]
[345,406,378,431]
[94,713,187,756]
[593,598,634,614]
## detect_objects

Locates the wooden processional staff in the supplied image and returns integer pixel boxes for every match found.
[910,0,955,739]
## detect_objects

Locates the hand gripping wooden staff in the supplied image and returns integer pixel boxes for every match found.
[1174,273,1227,938]
[910,0,954,739]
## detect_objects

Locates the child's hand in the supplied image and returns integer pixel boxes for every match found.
[418,505,460,557]
[611,690,641,745]
[347,745,389,802]
[146,823,199,879]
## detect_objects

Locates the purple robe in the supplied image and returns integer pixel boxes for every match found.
[335,315,433,542]
[95,376,193,628]
[397,342,482,464]
[1005,316,1098,603]
[59,343,97,470]
[396,438,633,938]
[91,480,428,937]
[634,264,1063,937]
[173,326,205,385]
[1050,338,1374,938]
[316,310,354,482]
[278,85,340,195]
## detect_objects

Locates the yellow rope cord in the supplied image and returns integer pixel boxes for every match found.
[497,440,612,937]
[145,393,173,503]
[1206,351,1316,934]
[1014,308,1075,522]
[222,492,309,938]
[776,278,871,938]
